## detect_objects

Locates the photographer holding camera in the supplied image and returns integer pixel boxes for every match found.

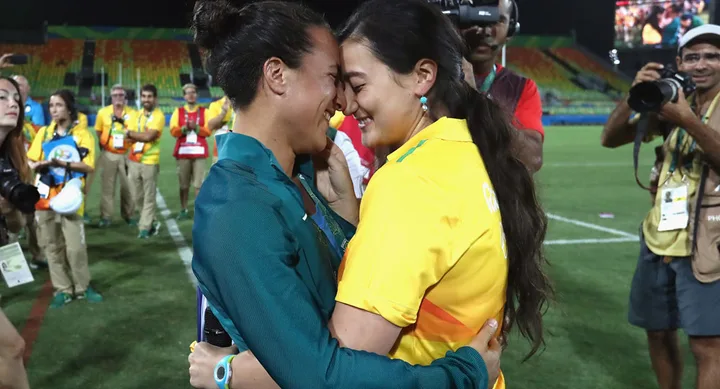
[602,25,720,389]
[0,76,34,389]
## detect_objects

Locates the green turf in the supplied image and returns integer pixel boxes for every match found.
[0,125,701,388]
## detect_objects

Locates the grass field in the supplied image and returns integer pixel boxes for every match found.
[1,125,699,388]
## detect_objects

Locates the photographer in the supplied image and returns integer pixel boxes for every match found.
[0,76,32,389]
[601,25,720,389]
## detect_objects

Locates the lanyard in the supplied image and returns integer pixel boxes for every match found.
[137,111,153,132]
[297,174,348,257]
[668,91,720,175]
[479,64,497,94]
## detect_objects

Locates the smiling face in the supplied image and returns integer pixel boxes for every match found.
[282,26,341,154]
[678,41,720,92]
[0,79,21,130]
[340,39,421,148]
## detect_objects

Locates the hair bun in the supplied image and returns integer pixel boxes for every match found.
[192,0,243,52]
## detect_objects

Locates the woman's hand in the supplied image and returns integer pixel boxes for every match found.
[50,158,66,167]
[0,53,14,69]
[467,319,502,387]
[0,196,14,216]
[314,137,359,225]
[188,342,238,389]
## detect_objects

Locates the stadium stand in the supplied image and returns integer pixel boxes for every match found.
[0,28,633,123]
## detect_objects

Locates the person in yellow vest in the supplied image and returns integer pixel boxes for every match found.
[27,89,103,308]
[602,26,720,389]
[125,84,164,239]
[170,84,211,220]
[94,84,136,228]
[207,95,233,164]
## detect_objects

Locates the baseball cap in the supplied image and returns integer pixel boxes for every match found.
[678,24,720,53]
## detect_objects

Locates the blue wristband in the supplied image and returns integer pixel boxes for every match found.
[214,354,236,389]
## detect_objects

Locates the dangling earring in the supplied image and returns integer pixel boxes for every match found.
[420,96,428,112]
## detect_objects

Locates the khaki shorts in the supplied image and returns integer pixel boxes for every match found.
[176,158,206,190]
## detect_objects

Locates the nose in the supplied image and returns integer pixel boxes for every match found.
[335,84,347,112]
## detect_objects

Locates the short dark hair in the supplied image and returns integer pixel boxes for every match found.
[141,84,157,97]
[192,0,329,110]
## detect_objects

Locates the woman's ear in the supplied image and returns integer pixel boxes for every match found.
[413,59,438,97]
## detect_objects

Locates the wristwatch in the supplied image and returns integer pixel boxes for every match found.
[214,354,236,389]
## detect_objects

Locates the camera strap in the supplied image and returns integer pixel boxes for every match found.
[633,114,655,191]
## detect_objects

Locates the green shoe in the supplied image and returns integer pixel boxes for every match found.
[177,209,190,220]
[149,221,162,236]
[83,214,92,225]
[137,230,150,239]
[126,218,138,227]
[97,218,111,228]
[77,287,103,303]
[50,292,72,308]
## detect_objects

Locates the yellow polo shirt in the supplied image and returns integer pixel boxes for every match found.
[95,105,136,154]
[336,117,508,389]
[127,108,165,165]
[27,121,96,216]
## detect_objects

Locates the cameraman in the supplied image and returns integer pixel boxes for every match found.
[0,77,32,389]
[602,25,720,389]
[462,0,544,173]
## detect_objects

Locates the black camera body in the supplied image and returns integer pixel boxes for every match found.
[628,64,696,113]
[0,158,40,214]
[427,0,501,29]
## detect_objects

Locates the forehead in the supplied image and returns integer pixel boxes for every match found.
[49,95,66,105]
[340,40,378,72]
[683,41,720,54]
[499,0,512,17]
[302,27,339,70]
[142,90,154,96]
[0,79,18,93]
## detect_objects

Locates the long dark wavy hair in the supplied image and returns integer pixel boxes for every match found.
[0,76,31,183]
[339,0,552,359]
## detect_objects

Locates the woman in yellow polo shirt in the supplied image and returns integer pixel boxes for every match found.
[330,1,552,387]
[27,89,103,308]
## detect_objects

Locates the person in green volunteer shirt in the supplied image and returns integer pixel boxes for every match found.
[189,1,502,389]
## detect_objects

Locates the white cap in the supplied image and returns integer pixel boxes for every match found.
[678,24,720,53]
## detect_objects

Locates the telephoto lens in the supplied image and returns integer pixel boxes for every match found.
[628,65,695,113]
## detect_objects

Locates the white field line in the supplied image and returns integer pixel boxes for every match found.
[546,212,637,239]
[155,189,197,287]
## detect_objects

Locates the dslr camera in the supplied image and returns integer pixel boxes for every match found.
[0,158,40,214]
[628,64,696,113]
[426,0,502,29]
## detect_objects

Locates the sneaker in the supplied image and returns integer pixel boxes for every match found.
[97,218,111,228]
[177,209,190,220]
[137,230,150,239]
[77,287,103,303]
[149,220,162,236]
[126,218,138,227]
[83,214,92,225]
[50,292,72,308]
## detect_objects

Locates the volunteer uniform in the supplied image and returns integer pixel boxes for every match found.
[337,117,508,389]
[127,107,165,237]
[207,96,234,164]
[94,105,136,225]
[170,104,211,197]
[27,120,101,306]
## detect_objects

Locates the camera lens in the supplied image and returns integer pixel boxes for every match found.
[628,79,680,113]
[8,183,40,214]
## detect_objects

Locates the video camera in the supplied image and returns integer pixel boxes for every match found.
[0,158,40,214]
[427,0,502,29]
[628,64,696,113]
